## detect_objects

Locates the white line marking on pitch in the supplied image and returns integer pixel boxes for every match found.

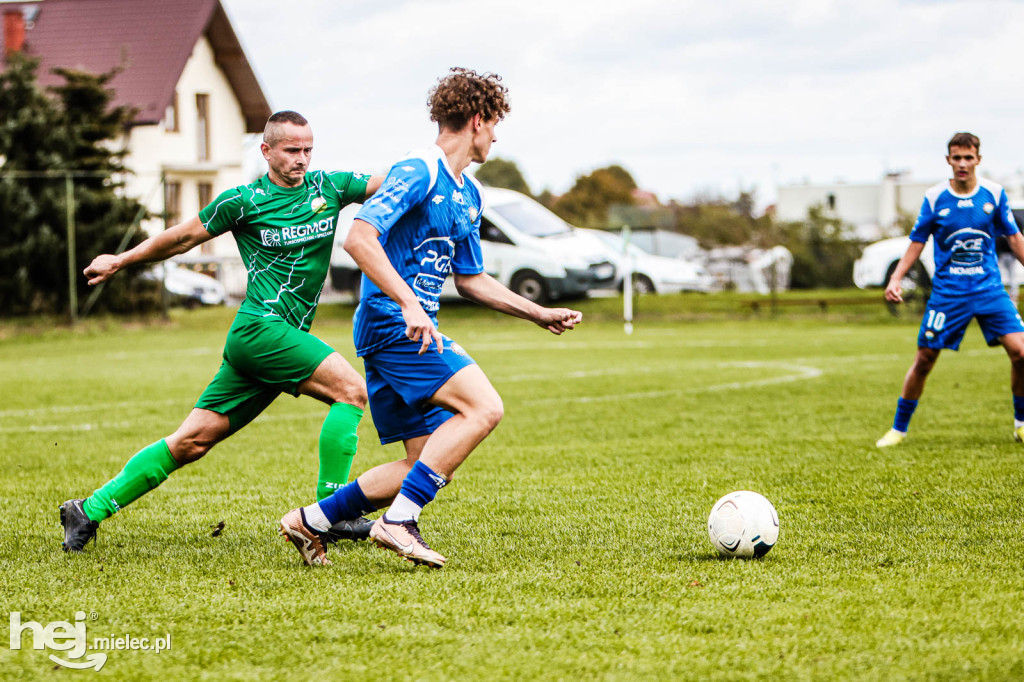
[529,361,824,404]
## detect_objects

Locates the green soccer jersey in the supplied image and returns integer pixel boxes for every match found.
[199,170,369,331]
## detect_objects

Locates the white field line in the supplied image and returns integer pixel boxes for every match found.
[530,361,825,405]
[0,348,998,432]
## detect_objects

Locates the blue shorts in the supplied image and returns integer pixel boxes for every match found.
[917,288,1024,350]
[363,334,477,445]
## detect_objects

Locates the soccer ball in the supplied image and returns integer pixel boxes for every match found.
[707,491,779,558]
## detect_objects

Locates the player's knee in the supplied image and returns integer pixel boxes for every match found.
[338,381,368,410]
[476,396,504,433]
[167,436,213,465]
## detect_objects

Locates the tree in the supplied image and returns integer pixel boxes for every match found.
[551,164,637,228]
[775,205,863,289]
[0,53,150,316]
[474,157,532,196]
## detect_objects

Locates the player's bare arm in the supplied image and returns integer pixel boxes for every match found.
[83,216,213,286]
[454,271,582,334]
[884,240,927,304]
[1006,233,1024,269]
[345,218,444,354]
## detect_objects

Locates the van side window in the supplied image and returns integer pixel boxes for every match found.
[481,217,514,245]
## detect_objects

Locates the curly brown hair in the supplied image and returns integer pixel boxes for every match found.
[428,67,511,131]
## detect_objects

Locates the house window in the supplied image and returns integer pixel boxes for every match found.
[164,92,179,132]
[196,93,210,161]
[198,182,214,254]
[165,181,181,227]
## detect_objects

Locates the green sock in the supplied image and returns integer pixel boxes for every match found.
[82,439,180,522]
[317,402,363,501]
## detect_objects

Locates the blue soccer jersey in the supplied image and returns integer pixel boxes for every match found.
[909,178,1019,297]
[351,146,485,356]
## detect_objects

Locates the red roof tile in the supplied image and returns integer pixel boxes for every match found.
[2,0,269,132]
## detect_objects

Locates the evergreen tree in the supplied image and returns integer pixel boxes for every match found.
[0,53,149,316]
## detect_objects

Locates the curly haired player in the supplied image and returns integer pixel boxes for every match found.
[278,68,583,568]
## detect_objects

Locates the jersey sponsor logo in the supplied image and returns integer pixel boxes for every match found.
[412,236,454,311]
[957,199,974,208]
[366,178,411,214]
[949,266,984,275]
[452,190,464,205]
[944,227,988,266]
[469,207,478,221]
[983,202,994,214]
[260,217,335,247]
[939,208,951,217]
[432,194,445,205]
[311,196,327,213]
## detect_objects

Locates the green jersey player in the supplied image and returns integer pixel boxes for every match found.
[60,111,383,553]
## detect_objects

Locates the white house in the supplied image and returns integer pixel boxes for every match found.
[777,171,1024,241]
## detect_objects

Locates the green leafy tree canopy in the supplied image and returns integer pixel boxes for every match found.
[474,157,532,196]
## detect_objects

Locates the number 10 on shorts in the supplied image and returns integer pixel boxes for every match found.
[926,309,946,331]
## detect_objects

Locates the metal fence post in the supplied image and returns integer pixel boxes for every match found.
[65,172,77,324]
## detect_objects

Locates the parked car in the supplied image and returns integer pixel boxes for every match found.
[143,262,227,307]
[581,228,713,294]
[854,206,1024,293]
[330,187,616,303]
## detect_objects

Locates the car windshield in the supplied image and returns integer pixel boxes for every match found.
[489,199,573,238]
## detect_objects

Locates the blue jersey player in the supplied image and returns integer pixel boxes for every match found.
[278,68,583,568]
[877,132,1024,447]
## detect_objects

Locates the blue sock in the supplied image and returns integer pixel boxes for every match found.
[1013,395,1024,422]
[317,479,376,525]
[396,460,447,509]
[893,397,918,433]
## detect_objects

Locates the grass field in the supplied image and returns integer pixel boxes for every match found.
[2,293,1023,680]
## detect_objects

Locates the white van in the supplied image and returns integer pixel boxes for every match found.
[330,186,616,302]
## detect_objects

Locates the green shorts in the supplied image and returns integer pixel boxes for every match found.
[195,314,335,433]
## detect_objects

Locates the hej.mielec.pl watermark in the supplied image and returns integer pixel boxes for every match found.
[9,611,171,671]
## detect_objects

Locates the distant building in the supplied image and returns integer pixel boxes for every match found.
[1,0,271,294]
[776,172,1024,241]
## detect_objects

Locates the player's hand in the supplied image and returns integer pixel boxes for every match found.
[884,278,903,304]
[536,307,583,335]
[83,254,121,286]
[403,306,444,354]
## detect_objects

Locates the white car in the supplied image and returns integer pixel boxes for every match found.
[581,228,713,294]
[853,236,934,291]
[330,187,617,302]
[144,262,227,306]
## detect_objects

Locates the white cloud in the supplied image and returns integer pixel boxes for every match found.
[223,0,1024,208]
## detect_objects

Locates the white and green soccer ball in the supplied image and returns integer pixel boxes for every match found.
[707,491,779,558]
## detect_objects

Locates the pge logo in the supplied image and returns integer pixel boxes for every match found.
[261,229,281,247]
[9,611,106,671]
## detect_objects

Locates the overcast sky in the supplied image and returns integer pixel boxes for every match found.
[221,0,1024,209]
